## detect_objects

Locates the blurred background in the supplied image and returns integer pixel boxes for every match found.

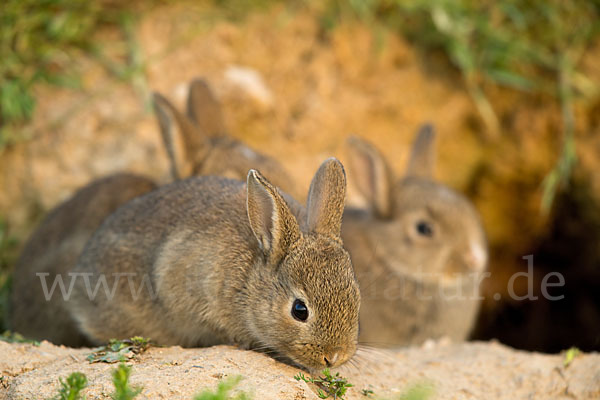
[1,0,599,352]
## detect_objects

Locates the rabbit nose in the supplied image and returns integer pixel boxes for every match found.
[465,244,487,272]
[323,351,341,367]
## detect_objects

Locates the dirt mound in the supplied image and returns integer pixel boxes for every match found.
[2,340,599,399]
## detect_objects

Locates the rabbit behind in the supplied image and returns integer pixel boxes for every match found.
[343,125,488,346]
[67,158,360,371]
[153,79,299,198]
[9,173,157,346]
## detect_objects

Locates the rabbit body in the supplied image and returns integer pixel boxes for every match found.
[67,159,360,371]
[9,174,157,346]
[9,78,296,346]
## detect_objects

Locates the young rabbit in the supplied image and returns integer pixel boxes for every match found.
[66,158,360,371]
[342,125,488,347]
[153,78,298,198]
[8,78,298,346]
[9,174,157,346]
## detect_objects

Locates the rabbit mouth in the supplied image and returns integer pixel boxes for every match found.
[283,342,356,372]
[247,342,319,371]
[258,347,321,372]
[380,255,484,287]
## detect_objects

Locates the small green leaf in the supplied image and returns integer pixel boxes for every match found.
[87,337,151,364]
[52,372,88,400]
[485,69,536,91]
[0,331,40,346]
[361,388,374,396]
[194,375,251,400]
[111,364,142,400]
[564,347,581,367]
[399,382,435,400]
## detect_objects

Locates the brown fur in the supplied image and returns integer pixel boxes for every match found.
[67,159,360,371]
[9,78,297,346]
[153,79,298,198]
[344,125,488,346]
[9,174,157,346]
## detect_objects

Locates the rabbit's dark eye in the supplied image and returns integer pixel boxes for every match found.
[416,220,434,237]
[291,299,308,322]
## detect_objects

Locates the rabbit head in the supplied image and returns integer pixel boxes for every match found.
[152,78,295,196]
[347,124,488,280]
[245,158,360,370]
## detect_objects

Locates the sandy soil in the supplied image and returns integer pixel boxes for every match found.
[1,340,599,399]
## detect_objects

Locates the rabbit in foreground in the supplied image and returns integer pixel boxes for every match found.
[9,78,296,346]
[342,125,488,346]
[9,174,157,346]
[67,158,360,371]
[153,78,298,198]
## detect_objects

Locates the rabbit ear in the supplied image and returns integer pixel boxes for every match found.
[187,78,227,138]
[247,169,301,264]
[306,158,347,238]
[406,123,436,179]
[153,92,209,181]
[347,136,394,219]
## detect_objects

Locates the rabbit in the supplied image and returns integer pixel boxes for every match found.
[9,78,298,346]
[9,173,157,346]
[342,124,488,347]
[153,78,299,198]
[66,158,360,371]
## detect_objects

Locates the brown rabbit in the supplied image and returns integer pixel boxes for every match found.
[9,174,157,346]
[9,78,298,346]
[153,79,298,197]
[342,125,488,347]
[66,158,360,371]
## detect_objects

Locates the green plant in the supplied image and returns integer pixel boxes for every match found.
[563,346,581,368]
[294,368,353,399]
[357,382,434,400]
[208,0,290,22]
[111,363,142,400]
[397,382,435,400]
[0,330,40,346]
[52,372,88,400]
[50,365,143,400]
[87,337,151,363]
[194,376,252,400]
[0,0,148,149]
[361,388,375,397]
[406,0,598,209]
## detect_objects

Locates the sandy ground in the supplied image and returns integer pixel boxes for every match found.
[1,340,599,399]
